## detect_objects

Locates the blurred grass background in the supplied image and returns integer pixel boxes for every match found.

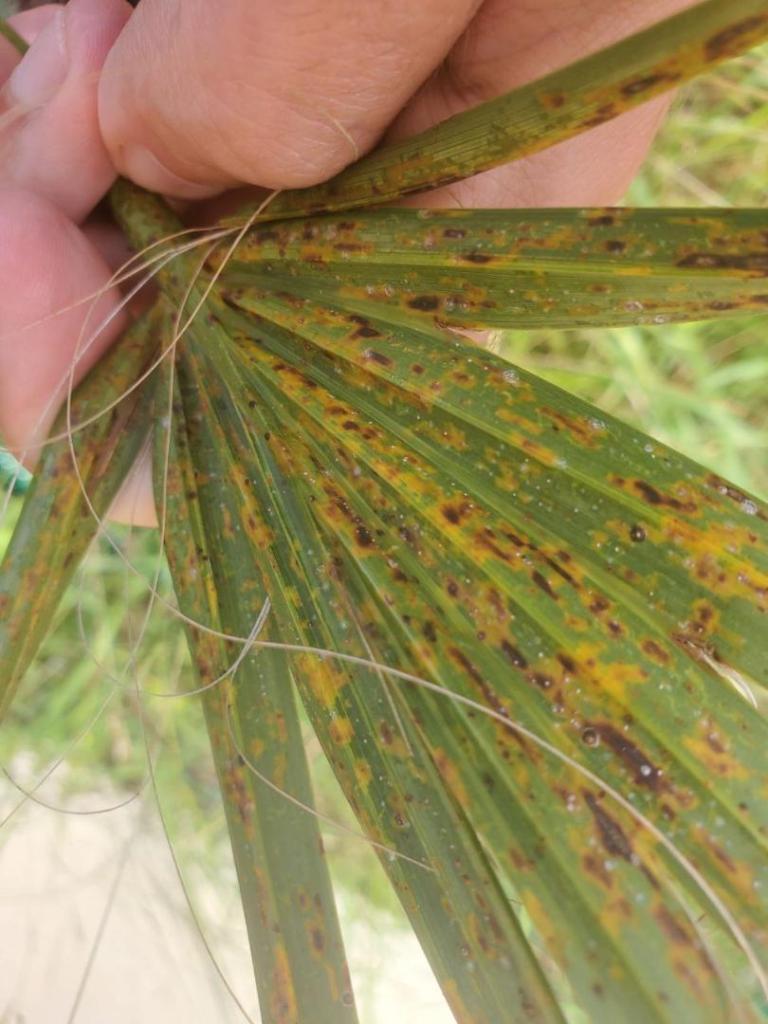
[1,39,767,989]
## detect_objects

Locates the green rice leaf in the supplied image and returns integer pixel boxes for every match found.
[201,279,768,1022]
[225,0,768,222]
[154,355,359,1024]
[217,207,768,330]
[164,316,565,1024]
[0,310,159,718]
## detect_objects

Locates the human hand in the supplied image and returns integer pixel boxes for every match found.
[0,0,693,527]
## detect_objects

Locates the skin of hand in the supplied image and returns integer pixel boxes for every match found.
[0,0,695,527]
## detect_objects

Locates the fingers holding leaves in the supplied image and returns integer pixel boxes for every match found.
[1,0,131,222]
[0,188,127,460]
[0,0,139,513]
[390,0,695,208]
[97,0,482,196]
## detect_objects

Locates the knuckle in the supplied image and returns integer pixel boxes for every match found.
[194,85,361,188]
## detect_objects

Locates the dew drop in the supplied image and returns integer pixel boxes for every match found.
[581,727,600,747]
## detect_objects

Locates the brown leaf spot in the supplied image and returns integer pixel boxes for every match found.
[621,72,679,97]
[501,640,528,669]
[531,673,554,690]
[584,792,633,860]
[580,103,618,129]
[629,479,696,513]
[408,295,440,312]
[706,473,767,520]
[593,724,664,790]
[641,639,671,665]
[655,906,691,946]
[355,524,373,548]
[362,349,393,367]
[705,16,768,61]
[541,91,566,109]
[441,501,473,525]
[587,212,616,227]
[461,251,494,264]
[677,251,768,276]
[449,646,507,717]
[582,852,613,888]
[532,570,557,600]
[557,652,577,673]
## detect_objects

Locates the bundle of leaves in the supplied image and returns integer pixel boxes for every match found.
[2,2,768,1022]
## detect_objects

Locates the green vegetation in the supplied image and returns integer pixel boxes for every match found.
[3,44,764,805]
[1,14,768,1024]
[500,45,768,500]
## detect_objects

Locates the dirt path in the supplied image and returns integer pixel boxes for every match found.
[0,779,451,1024]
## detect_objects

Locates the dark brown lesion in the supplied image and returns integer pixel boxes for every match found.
[584,791,634,860]
[460,251,494,264]
[641,639,671,665]
[500,640,528,669]
[613,477,698,514]
[361,349,393,367]
[589,723,666,792]
[586,212,617,227]
[580,103,619,130]
[620,71,680,98]
[408,295,440,312]
[531,570,558,600]
[676,251,768,275]
[440,500,474,525]
[705,16,768,61]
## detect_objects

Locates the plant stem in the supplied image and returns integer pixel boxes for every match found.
[0,15,28,55]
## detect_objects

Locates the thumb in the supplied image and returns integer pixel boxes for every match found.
[97,0,479,198]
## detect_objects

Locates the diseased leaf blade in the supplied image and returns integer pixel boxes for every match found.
[218,288,768,694]
[225,0,768,221]
[5,3,767,1017]
[101,186,768,1021]
[166,318,565,1024]
[0,310,160,717]
[217,207,768,330]
[154,357,359,1024]
[202,280,768,1022]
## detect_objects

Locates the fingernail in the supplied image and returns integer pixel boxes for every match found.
[120,145,220,199]
[7,10,68,108]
